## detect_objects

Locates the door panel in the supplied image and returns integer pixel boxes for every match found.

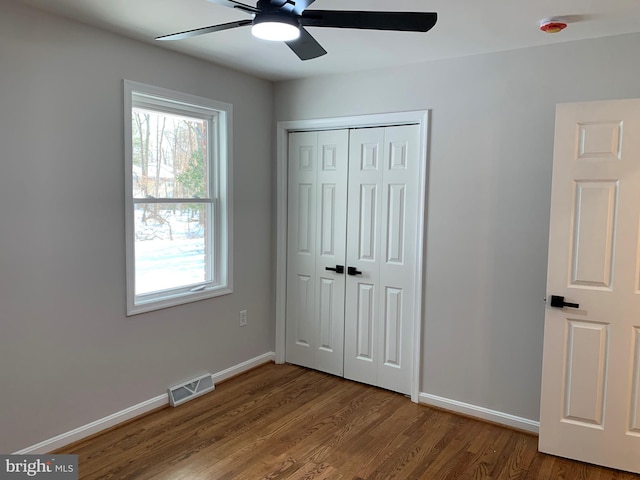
[292,274,313,348]
[320,185,337,255]
[345,128,384,386]
[357,184,378,260]
[286,132,317,368]
[377,125,419,394]
[318,277,335,350]
[313,130,348,375]
[540,99,640,473]
[570,181,617,289]
[563,319,608,426]
[296,183,314,254]
[344,125,419,395]
[386,184,406,263]
[383,287,403,367]
[356,283,375,361]
[285,130,348,376]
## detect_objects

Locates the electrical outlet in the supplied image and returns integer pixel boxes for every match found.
[239,309,248,327]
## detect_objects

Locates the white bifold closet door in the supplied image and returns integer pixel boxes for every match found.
[286,129,349,377]
[285,125,420,395]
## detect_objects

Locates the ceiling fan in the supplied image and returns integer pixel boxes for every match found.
[156,0,438,61]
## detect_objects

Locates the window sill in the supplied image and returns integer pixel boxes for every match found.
[126,285,233,316]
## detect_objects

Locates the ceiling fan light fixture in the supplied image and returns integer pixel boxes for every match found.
[251,14,300,41]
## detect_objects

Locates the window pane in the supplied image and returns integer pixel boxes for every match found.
[132,108,208,199]
[134,203,211,295]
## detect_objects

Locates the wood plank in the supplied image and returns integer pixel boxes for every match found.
[56,364,640,480]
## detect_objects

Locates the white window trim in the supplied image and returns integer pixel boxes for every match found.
[123,80,233,315]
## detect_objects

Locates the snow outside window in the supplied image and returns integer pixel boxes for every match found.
[124,80,232,315]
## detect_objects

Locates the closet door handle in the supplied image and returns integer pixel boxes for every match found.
[347,267,362,276]
[550,295,579,309]
[325,265,344,274]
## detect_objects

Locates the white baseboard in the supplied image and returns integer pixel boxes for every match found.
[211,352,275,384]
[14,394,170,455]
[15,352,276,454]
[419,392,540,434]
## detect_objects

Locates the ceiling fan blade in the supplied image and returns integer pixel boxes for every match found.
[156,19,253,41]
[289,0,317,15]
[263,0,315,15]
[206,0,260,14]
[293,0,316,15]
[300,10,438,32]
[285,27,327,61]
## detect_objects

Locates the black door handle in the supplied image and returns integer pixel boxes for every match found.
[347,266,362,276]
[550,295,579,309]
[325,265,344,274]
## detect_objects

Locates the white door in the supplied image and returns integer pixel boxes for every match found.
[539,99,640,474]
[285,130,349,376]
[344,125,420,395]
[285,124,421,396]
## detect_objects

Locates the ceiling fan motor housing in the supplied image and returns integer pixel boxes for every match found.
[257,0,292,14]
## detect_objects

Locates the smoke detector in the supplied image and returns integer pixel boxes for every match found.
[539,18,567,34]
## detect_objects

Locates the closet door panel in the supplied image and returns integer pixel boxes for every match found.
[314,130,349,375]
[344,128,384,385]
[377,124,420,395]
[286,132,318,368]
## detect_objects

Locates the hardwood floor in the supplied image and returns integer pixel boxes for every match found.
[57,363,638,479]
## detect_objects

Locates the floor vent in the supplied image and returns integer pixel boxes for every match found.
[168,374,215,407]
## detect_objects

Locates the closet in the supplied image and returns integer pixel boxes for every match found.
[285,124,421,395]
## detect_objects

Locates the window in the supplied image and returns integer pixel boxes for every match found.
[124,80,232,315]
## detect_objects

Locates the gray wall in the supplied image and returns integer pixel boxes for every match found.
[274,33,640,422]
[0,3,274,453]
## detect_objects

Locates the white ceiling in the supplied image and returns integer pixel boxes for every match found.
[10,0,640,81]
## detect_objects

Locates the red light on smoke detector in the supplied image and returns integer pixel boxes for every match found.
[539,20,567,34]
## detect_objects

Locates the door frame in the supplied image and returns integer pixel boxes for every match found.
[274,110,430,403]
